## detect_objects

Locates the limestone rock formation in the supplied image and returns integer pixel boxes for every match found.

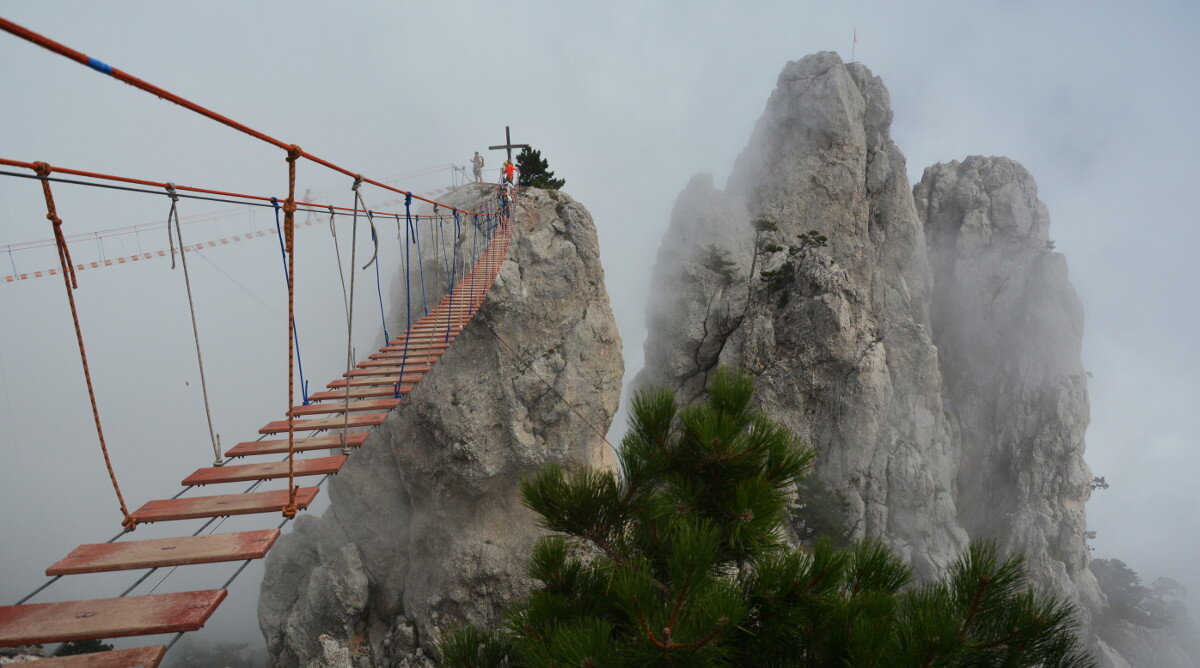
[259,186,622,667]
[637,52,1180,664]
[636,51,967,576]
[914,156,1101,615]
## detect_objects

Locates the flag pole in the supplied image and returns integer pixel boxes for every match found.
[851,28,857,63]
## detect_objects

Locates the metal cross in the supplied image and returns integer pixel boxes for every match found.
[488,125,530,162]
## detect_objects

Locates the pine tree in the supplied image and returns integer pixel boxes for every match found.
[439,369,1094,666]
[516,147,566,190]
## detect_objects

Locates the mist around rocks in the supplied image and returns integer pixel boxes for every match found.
[634,52,1199,666]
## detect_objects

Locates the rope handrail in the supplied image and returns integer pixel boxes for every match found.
[0,157,474,227]
[0,17,485,216]
[1,161,461,252]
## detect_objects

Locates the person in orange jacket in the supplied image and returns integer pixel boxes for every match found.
[502,159,517,184]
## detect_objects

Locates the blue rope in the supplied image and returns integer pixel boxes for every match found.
[367,210,390,345]
[447,212,461,343]
[396,195,413,399]
[466,210,477,304]
[409,196,429,317]
[270,197,310,404]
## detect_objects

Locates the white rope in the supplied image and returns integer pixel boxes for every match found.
[328,205,350,321]
[166,183,222,467]
[340,177,365,455]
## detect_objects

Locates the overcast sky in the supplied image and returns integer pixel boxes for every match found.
[2,0,1198,657]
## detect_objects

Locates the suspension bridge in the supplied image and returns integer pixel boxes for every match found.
[0,16,517,666]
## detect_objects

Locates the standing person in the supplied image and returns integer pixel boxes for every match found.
[502,159,516,184]
[471,151,484,183]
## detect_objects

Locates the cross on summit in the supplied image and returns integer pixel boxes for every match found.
[488,125,530,163]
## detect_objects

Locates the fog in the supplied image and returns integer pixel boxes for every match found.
[1,0,1198,659]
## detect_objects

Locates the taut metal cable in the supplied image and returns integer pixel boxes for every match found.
[166,183,223,467]
[31,161,137,531]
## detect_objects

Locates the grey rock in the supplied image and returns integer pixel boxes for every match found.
[915,156,1101,620]
[259,186,622,666]
[638,52,966,576]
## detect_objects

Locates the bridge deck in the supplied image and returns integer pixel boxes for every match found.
[327,375,424,388]
[259,413,388,434]
[288,398,400,416]
[182,456,346,486]
[33,646,167,667]
[47,530,280,575]
[308,386,412,401]
[225,432,368,457]
[0,590,226,645]
[132,487,319,523]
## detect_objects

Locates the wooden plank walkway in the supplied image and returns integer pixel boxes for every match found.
[0,590,226,645]
[181,456,346,486]
[47,530,280,575]
[33,645,167,667]
[1,214,513,661]
[224,432,368,457]
[131,487,320,523]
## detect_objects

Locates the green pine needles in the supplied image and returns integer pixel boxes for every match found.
[516,147,566,190]
[439,369,1094,666]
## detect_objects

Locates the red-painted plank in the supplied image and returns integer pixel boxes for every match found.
[288,398,400,416]
[345,365,431,377]
[32,645,166,667]
[356,355,441,368]
[47,530,280,575]
[132,487,319,523]
[0,590,226,646]
[327,374,424,388]
[308,386,413,401]
[226,432,368,457]
[259,412,387,434]
[182,456,345,485]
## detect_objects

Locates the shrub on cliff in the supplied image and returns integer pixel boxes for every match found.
[439,369,1094,666]
[516,147,565,190]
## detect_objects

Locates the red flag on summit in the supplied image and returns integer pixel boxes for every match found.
[854,28,859,43]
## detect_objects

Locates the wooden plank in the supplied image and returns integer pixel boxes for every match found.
[47,530,280,575]
[226,432,368,457]
[357,355,441,368]
[370,350,442,360]
[308,386,412,401]
[0,590,226,646]
[259,413,387,434]
[382,337,454,346]
[327,374,423,389]
[345,365,431,377]
[131,488,319,523]
[288,398,400,416]
[182,456,345,485]
[33,645,167,667]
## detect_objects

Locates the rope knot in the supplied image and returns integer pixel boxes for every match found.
[286,144,302,163]
[165,182,179,202]
[405,192,413,207]
[282,199,298,215]
[32,161,52,179]
[121,514,138,531]
[352,175,364,192]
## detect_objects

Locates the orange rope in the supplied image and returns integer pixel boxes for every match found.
[32,162,137,531]
[282,145,301,518]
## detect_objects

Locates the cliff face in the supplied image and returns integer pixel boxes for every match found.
[258,187,622,667]
[636,52,966,575]
[914,156,1100,610]
[637,52,1105,626]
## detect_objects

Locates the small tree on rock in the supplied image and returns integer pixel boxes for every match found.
[440,369,1094,666]
[516,147,566,190]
